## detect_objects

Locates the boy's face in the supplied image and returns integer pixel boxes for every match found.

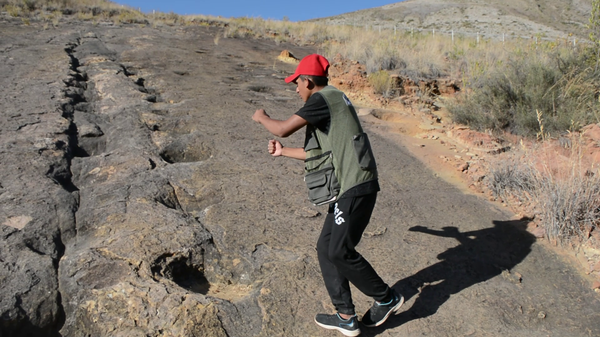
[295,77,312,102]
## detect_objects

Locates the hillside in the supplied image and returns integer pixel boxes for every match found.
[312,0,593,41]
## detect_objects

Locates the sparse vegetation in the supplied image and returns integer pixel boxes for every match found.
[488,137,600,244]
[448,49,600,137]
[0,0,150,25]
[5,4,21,16]
[368,70,393,96]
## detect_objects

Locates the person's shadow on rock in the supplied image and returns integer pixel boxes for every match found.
[362,218,535,336]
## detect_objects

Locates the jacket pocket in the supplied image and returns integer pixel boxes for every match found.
[304,164,339,205]
[304,151,340,205]
[352,133,377,170]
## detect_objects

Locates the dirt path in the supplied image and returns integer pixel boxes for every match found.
[1,16,599,336]
[355,114,600,336]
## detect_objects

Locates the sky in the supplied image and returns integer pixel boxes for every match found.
[113,0,400,22]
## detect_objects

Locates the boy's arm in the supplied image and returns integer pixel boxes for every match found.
[252,109,308,137]
[269,140,306,160]
[282,147,306,160]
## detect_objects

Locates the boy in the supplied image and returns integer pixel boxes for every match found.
[252,54,403,336]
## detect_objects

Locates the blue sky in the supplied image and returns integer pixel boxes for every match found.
[113,1,400,22]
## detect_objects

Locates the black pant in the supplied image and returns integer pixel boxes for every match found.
[316,193,390,315]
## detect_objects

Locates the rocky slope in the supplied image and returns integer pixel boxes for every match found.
[313,0,592,41]
[1,13,600,337]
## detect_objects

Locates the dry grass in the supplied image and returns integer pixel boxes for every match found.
[1,0,120,11]
[0,0,147,24]
[488,136,600,244]
[368,70,393,96]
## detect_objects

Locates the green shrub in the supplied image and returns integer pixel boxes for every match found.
[449,50,600,137]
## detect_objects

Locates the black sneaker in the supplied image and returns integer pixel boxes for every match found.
[361,289,404,327]
[314,313,361,336]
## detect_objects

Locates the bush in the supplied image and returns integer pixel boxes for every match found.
[368,70,392,96]
[449,50,600,137]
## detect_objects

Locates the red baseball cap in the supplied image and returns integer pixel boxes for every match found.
[285,54,330,83]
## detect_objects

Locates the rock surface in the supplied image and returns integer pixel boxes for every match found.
[1,14,600,337]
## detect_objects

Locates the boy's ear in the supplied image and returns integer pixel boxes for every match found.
[304,78,314,89]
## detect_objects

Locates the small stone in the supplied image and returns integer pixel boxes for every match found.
[277,50,300,64]
[78,124,104,137]
[295,207,320,218]
[592,281,600,290]
[458,163,469,172]
[538,311,546,319]
[357,108,373,116]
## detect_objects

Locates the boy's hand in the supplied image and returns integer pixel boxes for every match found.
[268,139,283,157]
[252,109,270,123]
